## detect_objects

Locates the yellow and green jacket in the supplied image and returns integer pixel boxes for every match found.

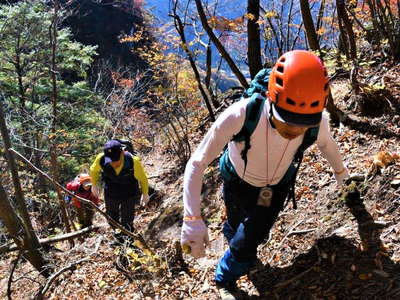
[90,152,149,198]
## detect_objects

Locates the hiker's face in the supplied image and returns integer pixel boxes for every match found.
[110,151,123,167]
[272,117,308,140]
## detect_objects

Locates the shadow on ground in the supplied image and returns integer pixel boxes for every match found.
[248,197,400,300]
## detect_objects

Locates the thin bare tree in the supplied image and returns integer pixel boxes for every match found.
[194,0,248,88]
[247,0,262,78]
[170,1,215,121]
[48,0,73,237]
[300,0,321,53]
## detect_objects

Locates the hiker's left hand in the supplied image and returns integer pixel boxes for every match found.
[335,167,349,187]
[140,194,149,206]
[92,185,101,198]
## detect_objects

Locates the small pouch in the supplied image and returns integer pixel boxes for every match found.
[257,186,273,207]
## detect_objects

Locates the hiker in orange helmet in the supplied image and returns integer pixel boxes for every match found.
[180,50,350,299]
[65,173,99,228]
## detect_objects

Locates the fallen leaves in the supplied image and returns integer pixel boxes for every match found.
[98,280,107,288]
[372,151,398,169]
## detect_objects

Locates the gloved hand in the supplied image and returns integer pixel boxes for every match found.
[92,185,101,198]
[140,194,149,206]
[181,219,209,259]
[334,167,350,187]
[64,195,72,205]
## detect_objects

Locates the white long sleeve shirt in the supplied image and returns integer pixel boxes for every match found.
[183,97,346,217]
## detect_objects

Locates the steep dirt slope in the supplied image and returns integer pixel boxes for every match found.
[0,69,399,299]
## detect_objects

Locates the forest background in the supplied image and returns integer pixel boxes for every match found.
[0,0,399,299]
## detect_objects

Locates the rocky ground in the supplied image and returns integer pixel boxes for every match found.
[0,63,399,300]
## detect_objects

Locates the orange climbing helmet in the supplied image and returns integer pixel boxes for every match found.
[268,50,329,126]
[79,173,92,187]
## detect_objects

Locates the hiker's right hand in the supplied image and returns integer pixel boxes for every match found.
[181,219,209,259]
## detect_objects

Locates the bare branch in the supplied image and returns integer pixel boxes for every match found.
[0,225,104,254]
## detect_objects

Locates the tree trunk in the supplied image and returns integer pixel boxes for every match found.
[299,0,321,52]
[316,0,326,44]
[0,101,44,251]
[337,13,350,59]
[285,0,295,52]
[299,0,343,125]
[204,41,219,109]
[247,0,262,79]
[33,132,48,196]
[336,0,357,60]
[49,1,72,236]
[366,0,380,32]
[0,180,50,277]
[194,0,248,88]
[337,0,359,95]
[204,41,212,89]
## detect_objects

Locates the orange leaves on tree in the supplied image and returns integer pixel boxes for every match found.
[264,10,277,19]
[316,27,326,35]
[208,15,244,33]
[119,31,144,44]
[110,72,142,90]
[245,13,255,21]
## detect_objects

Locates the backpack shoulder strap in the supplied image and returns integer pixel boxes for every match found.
[294,127,319,161]
[232,93,265,175]
[232,93,265,142]
[288,126,320,208]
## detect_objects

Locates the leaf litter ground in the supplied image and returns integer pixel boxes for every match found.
[0,68,399,299]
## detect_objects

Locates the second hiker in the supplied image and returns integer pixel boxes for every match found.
[90,139,149,240]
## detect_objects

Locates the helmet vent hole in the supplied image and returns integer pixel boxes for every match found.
[311,101,319,107]
[276,77,283,87]
[286,97,296,106]
[277,66,284,73]
[300,102,306,107]
[324,83,329,91]
[280,57,286,62]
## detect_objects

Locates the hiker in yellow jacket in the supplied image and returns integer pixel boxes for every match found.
[90,140,149,237]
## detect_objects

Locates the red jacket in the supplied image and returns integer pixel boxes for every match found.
[66,180,99,208]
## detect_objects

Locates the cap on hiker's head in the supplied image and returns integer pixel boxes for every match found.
[79,173,92,187]
[104,140,122,163]
[268,50,329,126]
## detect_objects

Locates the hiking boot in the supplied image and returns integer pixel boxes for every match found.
[216,282,240,300]
[109,232,125,247]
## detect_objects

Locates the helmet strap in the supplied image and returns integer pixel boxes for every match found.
[268,106,276,129]
[275,91,280,104]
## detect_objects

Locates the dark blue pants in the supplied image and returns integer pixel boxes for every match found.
[104,194,138,232]
[215,175,289,284]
